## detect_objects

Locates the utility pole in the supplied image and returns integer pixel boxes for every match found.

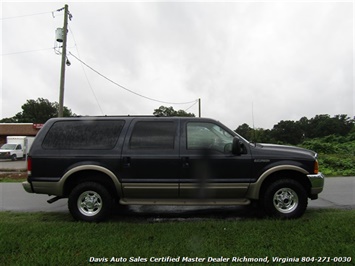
[198,98,201,117]
[58,4,69,117]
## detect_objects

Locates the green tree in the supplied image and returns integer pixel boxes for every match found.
[306,114,353,138]
[0,98,75,123]
[153,106,195,117]
[235,123,253,140]
[333,114,354,136]
[235,114,354,145]
[235,124,272,143]
[271,120,303,145]
[254,128,272,143]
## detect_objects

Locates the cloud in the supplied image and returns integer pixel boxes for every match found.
[1,1,353,130]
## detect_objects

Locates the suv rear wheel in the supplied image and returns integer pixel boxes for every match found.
[262,179,307,219]
[68,182,113,222]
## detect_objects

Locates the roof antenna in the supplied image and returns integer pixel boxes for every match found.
[252,101,257,143]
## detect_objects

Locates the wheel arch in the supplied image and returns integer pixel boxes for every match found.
[60,165,123,199]
[246,165,311,200]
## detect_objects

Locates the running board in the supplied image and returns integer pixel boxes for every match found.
[47,196,62,204]
[119,199,251,206]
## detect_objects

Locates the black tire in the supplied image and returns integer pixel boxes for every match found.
[68,182,113,222]
[11,154,17,161]
[261,179,307,219]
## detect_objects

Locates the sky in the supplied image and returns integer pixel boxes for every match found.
[1,0,354,130]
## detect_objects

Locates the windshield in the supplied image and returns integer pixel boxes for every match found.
[1,144,16,150]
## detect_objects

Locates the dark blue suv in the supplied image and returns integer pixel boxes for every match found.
[23,116,324,221]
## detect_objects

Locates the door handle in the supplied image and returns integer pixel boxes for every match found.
[123,157,131,168]
[182,157,190,168]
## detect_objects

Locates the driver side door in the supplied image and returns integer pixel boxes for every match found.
[179,120,252,199]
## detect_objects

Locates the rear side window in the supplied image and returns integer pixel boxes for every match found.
[42,120,124,150]
[129,121,176,149]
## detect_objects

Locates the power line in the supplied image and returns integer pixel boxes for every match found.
[68,26,104,115]
[0,11,52,20]
[1,47,54,56]
[185,100,198,112]
[69,52,198,106]
[1,7,67,21]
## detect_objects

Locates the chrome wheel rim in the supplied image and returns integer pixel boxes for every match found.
[273,188,298,213]
[77,191,102,216]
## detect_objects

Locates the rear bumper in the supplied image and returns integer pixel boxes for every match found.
[307,172,325,195]
[22,181,34,193]
[22,179,63,196]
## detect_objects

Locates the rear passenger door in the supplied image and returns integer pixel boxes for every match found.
[120,119,180,199]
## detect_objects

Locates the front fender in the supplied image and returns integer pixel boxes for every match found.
[246,165,309,199]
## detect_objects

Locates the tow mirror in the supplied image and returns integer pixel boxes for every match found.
[232,137,242,155]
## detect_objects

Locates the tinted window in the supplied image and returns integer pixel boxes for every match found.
[187,122,233,152]
[130,121,176,149]
[42,120,124,150]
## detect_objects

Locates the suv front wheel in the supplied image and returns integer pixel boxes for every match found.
[262,179,307,219]
[68,182,113,222]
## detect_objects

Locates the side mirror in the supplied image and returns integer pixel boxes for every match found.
[224,143,232,153]
[232,137,242,155]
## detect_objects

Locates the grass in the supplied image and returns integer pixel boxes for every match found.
[0,177,26,182]
[0,171,27,183]
[318,154,355,176]
[300,135,355,176]
[0,209,354,265]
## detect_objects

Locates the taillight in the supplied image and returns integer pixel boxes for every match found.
[314,160,319,174]
[27,156,32,176]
